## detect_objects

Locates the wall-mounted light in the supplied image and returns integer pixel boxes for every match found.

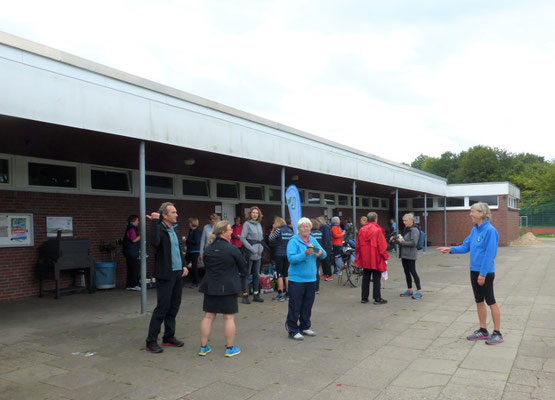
[184,158,196,166]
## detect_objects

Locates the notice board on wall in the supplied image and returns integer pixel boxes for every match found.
[0,213,34,248]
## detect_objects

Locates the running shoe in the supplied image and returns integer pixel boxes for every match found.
[272,293,286,302]
[290,332,304,341]
[225,346,241,357]
[412,292,423,299]
[198,345,212,356]
[373,298,388,305]
[485,332,504,345]
[301,329,317,336]
[145,342,163,353]
[467,329,490,341]
[400,290,413,297]
[163,337,184,347]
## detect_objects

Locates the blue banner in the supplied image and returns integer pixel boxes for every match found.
[286,185,302,234]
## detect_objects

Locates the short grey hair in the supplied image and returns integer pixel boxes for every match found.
[367,212,378,222]
[402,213,414,221]
[471,202,491,221]
[158,202,175,216]
[297,217,312,229]
[331,216,340,224]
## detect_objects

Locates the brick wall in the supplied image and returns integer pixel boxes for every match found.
[0,191,220,300]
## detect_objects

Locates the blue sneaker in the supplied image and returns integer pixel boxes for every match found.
[198,345,212,356]
[400,290,413,297]
[412,292,423,299]
[225,346,241,357]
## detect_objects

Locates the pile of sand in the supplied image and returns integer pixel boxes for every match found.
[510,232,545,246]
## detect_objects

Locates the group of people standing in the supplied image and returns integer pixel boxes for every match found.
[138,200,503,357]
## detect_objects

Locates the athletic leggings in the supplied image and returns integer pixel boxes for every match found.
[401,258,421,290]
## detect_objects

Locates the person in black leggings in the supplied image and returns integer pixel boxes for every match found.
[396,213,422,299]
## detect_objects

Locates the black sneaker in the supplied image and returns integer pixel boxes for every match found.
[146,342,163,353]
[163,337,184,347]
[253,293,264,302]
[361,299,369,304]
[242,296,251,304]
[373,298,388,305]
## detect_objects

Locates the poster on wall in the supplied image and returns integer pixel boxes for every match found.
[46,216,73,237]
[0,214,34,248]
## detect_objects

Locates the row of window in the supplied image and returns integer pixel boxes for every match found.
[0,155,516,209]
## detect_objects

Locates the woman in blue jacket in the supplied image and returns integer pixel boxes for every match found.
[438,202,502,345]
[285,217,327,341]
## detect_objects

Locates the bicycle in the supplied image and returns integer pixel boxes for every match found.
[336,242,363,287]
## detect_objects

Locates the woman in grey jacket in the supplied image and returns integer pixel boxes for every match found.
[240,206,265,303]
[396,213,422,299]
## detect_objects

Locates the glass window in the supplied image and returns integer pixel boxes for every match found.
[269,188,281,202]
[308,192,321,204]
[350,197,360,207]
[361,198,370,208]
[29,162,77,188]
[324,194,335,205]
[338,195,348,206]
[446,197,465,207]
[217,182,239,198]
[372,198,380,208]
[91,169,130,191]
[299,190,305,204]
[413,198,434,208]
[183,179,209,197]
[438,198,445,208]
[0,159,8,184]
[245,185,264,200]
[469,196,498,206]
[398,199,407,208]
[381,199,388,208]
[146,175,173,195]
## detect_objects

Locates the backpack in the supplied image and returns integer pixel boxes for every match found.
[416,228,426,251]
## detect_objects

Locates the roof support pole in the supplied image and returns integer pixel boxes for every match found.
[443,197,447,247]
[395,189,399,258]
[352,181,357,238]
[424,193,427,253]
[139,141,147,314]
[281,167,285,219]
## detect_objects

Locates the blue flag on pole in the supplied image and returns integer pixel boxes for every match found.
[286,185,302,234]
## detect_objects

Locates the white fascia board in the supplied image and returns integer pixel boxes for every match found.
[0,35,447,196]
[447,182,520,198]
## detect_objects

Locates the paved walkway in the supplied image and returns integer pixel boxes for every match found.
[1,239,554,400]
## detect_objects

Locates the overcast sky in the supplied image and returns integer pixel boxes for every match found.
[2,0,555,164]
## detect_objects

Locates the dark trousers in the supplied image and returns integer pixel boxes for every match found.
[185,252,200,284]
[285,280,316,335]
[401,258,421,290]
[146,270,183,343]
[125,257,140,288]
[333,245,342,272]
[361,269,382,301]
[320,250,332,276]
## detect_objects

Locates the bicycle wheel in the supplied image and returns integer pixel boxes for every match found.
[347,264,362,287]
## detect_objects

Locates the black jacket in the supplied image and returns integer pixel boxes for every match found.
[122,223,140,259]
[186,228,202,252]
[199,237,246,296]
[151,220,185,280]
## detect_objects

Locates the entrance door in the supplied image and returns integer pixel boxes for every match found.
[221,203,236,222]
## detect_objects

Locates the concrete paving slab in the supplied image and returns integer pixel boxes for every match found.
[1,241,554,399]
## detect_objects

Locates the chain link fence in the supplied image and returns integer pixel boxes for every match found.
[519,192,555,229]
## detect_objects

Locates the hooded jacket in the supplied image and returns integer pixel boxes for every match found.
[240,220,264,260]
[354,222,389,272]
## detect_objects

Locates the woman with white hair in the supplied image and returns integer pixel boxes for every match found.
[438,202,502,345]
[285,217,327,340]
[396,213,423,300]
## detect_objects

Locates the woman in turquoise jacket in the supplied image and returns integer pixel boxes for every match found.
[285,217,327,340]
[438,202,502,345]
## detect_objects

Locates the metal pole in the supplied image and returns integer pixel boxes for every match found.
[139,141,147,314]
[443,197,447,247]
[281,167,285,219]
[395,189,399,257]
[352,181,357,238]
[424,193,427,253]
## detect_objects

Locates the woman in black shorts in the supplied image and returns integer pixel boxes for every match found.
[198,221,246,357]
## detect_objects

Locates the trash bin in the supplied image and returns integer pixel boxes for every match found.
[95,262,116,289]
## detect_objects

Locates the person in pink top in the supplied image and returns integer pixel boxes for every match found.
[231,216,243,248]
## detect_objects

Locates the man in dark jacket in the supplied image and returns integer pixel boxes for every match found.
[318,216,333,280]
[145,202,189,353]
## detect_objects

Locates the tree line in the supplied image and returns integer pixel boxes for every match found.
[410,146,555,207]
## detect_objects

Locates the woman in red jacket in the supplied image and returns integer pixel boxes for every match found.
[355,212,389,305]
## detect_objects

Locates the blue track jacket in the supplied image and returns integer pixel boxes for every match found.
[287,234,327,282]
[450,220,498,276]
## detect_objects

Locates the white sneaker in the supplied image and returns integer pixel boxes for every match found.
[291,332,304,340]
[131,286,141,291]
[301,329,317,337]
